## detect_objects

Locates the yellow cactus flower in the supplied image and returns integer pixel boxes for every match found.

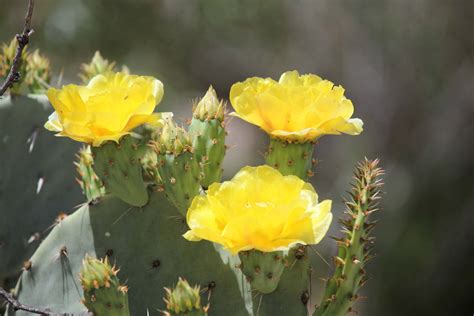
[45,72,164,146]
[183,165,332,254]
[229,70,363,142]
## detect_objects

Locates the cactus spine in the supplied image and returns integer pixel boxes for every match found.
[189,86,226,189]
[80,255,130,316]
[314,158,384,316]
[91,135,149,207]
[265,138,315,180]
[153,119,201,215]
[163,278,208,316]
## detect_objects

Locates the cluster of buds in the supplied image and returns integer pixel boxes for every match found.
[0,38,51,94]
[163,278,208,316]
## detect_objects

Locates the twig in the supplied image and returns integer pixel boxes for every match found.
[0,0,35,96]
[0,287,61,315]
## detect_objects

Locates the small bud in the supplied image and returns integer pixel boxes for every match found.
[164,278,203,314]
[193,85,225,120]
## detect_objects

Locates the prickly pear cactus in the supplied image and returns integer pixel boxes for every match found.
[9,191,248,315]
[0,95,82,286]
[80,256,130,316]
[3,68,383,316]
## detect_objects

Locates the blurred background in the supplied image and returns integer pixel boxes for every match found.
[1,1,473,315]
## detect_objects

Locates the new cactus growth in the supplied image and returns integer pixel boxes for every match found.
[189,86,226,189]
[79,51,128,83]
[5,69,384,316]
[314,158,384,316]
[163,278,208,316]
[92,135,149,207]
[80,255,130,316]
[238,250,285,294]
[152,119,201,215]
[75,146,106,201]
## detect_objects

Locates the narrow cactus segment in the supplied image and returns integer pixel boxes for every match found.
[314,158,384,316]
[163,278,208,316]
[152,119,201,215]
[265,138,314,180]
[75,146,106,201]
[92,135,148,207]
[238,250,285,294]
[189,86,226,189]
[80,255,130,316]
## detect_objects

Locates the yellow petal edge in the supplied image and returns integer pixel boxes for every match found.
[44,72,165,146]
[229,70,363,142]
[183,165,333,254]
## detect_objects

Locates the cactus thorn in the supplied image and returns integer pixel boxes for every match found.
[23,260,32,271]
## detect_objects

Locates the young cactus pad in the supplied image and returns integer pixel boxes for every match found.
[189,86,226,189]
[153,119,201,215]
[92,135,149,207]
[163,277,207,316]
[80,255,130,316]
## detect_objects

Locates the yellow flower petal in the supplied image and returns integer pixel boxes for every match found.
[229,70,363,142]
[44,72,165,146]
[184,165,333,254]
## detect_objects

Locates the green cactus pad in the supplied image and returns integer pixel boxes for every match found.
[92,135,148,207]
[265,138,314,180]
[80,255,130,316]
[10,191,247,315]
[156,152,201,215]
[0,95,82,286]
[238,250,285,294]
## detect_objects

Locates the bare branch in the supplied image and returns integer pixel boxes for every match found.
[0,0,35,96]
[0,287,62,315]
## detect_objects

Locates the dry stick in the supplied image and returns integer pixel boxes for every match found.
[0,0,35,96]
[0,287,61,315]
